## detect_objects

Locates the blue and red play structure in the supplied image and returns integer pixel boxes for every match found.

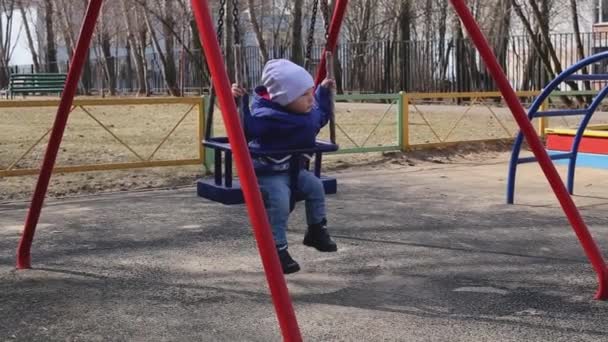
[546,125,608,169]
[508,51,608,204]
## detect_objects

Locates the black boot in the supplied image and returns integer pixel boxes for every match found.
[303,219,338,252]
[277,246,300,274]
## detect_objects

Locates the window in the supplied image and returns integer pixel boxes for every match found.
[593,47,608,74]
[598,0,608,23]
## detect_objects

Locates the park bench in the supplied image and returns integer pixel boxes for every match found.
[8,73,67,99]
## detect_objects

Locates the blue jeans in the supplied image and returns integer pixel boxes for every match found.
[257,170,326,247]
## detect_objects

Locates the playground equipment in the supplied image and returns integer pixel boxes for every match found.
[546,125,608,170]
[12,0,608,340]
[508,51,608,204]
[197,0,340,205]
[449,0,608,301]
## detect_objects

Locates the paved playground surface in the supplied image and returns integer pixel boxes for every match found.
[2,152,608,341]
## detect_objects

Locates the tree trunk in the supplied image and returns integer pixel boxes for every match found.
[125,41,133,91]
[78,0,92,94]
[81,49,92,95]
[528,0,583,104]
[121,0,148,95]
[99,30,117,95]
[137,13,150,95]
[423,0,433,90]
[0,0,15,88]
[292,0,304,66]
[247,0,269,63]
[437,0,448,84]
[521,43,537,90]
[570,0,591,92]
[44,0,57,72]
[489,0,511,91]
[143,9,180,96]
[399,0,411,91]
[189,18,207,90]
[56,0,75,60]
[453,14,468,94]
[511,0,575,105]
[511,0,556,82]
[224,0,235,81]
[162,0,180,96]
[355,0,372,90]
[528,0,565,77]
[17,0,39,72]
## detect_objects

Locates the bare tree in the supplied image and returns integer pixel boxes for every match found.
[17,0,39,72]
[121,0,149,95]
[487,0,512,90]
[437,0,449,85]
[43,0,57,72]
[511,0,582,104]
[225,0,235,80]
[271,0,291,50]
[398,0,412,91]
[161,0,180,95]
[570,0,591,91]
[143,5,180,96]
[246,0,269,63]
[95,5,118,96]
[135,10,151,94]
[528,0,568,80]
[133,0,207,82]
[0,0,17,87]
[56,0,75,59]
[345,0,373,90]
[292,0,304,66]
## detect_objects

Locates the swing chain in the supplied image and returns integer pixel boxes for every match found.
[217,0,227,46]
[320,0,330,43]
[205,0,228,141]
[232,0,241,44]
[305,0,319,66]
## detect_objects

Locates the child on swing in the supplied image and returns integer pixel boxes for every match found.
[231,59,337,274]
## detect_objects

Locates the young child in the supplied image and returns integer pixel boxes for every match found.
[231,59,337,274]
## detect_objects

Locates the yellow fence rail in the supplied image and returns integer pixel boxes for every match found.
[401,90,545,151]
[0,97,205,177]
[1,90,593,178]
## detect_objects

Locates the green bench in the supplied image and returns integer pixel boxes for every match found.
[8,73,67,99]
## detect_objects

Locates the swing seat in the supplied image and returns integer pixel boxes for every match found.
[197,137,338,205]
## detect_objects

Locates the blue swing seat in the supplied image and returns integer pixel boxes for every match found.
[197,94,339,205]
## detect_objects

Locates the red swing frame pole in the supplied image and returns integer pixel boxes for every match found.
[449,0,608,299]
[314,0,349,86]
[190,0,302,340]
[16,0,105,269]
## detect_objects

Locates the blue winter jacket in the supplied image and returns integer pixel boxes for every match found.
[246,85,333,173]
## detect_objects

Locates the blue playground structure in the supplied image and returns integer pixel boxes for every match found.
[507,51,608,204]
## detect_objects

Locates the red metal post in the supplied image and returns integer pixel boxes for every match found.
[190,0,303,340]
[449,0,608,299]
[314,0,349,86]
[16,0,105,269]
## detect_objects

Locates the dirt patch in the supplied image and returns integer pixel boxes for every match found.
[0,165,206,203]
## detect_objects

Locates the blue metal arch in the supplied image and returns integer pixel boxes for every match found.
[507,51,608,204]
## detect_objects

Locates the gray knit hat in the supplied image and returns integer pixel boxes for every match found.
[261,59,314,106]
